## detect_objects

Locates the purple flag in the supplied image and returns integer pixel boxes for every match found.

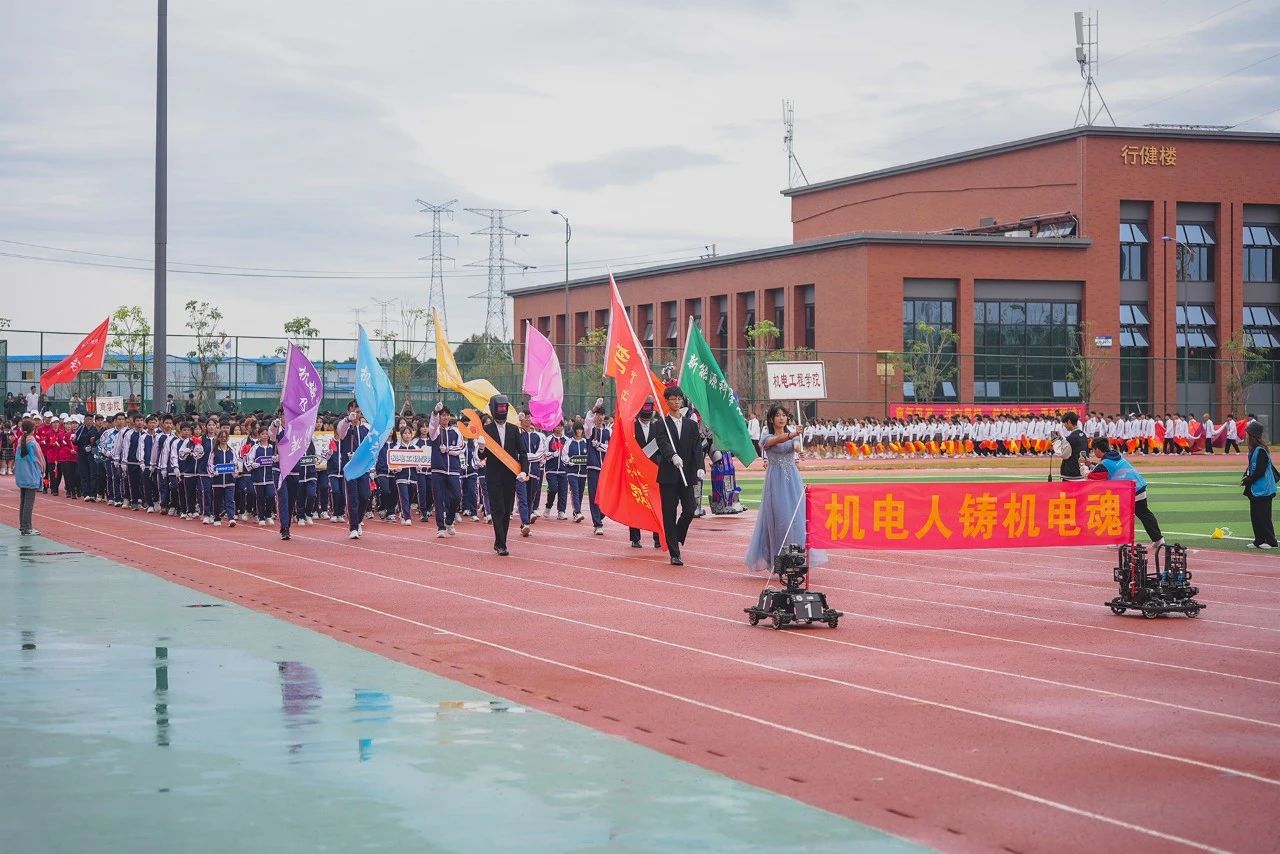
[278,343,324,486]
[522,322,564,430]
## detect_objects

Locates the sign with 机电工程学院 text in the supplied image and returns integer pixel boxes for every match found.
[766,361,826,400]
[388,448,430,470]
[807,481,1134,551]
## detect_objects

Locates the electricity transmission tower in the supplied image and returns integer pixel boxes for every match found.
[465,208,533,356]
[415,199,457,349]
[371,297,398,359]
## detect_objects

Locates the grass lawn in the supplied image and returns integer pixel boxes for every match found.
[733,467,1267,553]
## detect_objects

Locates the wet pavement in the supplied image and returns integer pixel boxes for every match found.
[0,530,925,853]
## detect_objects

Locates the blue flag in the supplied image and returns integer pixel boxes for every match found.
[344,325,395,481]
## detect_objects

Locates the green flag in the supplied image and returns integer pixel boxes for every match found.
[678,320,758,466]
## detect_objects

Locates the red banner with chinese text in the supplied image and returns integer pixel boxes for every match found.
[890,403,1077,420]
[807,481,1134,551]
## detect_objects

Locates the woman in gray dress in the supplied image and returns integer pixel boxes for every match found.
[744,405,826,574]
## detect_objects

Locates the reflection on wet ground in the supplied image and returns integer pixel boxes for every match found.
[0,532,924,852]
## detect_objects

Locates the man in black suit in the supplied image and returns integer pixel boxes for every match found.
[629,397,662,549]
[478,395,529,556]
[654,385,704,565]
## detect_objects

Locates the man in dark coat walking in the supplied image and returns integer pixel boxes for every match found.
[654,385,704,565]
[478,395,529,556]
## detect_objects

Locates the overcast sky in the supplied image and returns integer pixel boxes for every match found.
[2,0,1278,358]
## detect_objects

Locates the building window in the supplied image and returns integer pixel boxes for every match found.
[803,285,815,350]
[20,370,34,381]
[902,298,957,401]
[1119,222,1148,281]
[973,300,1078,401]
[742,292,756,347]
[1120,304,1150,411]
[771,289,785,345]
[1244,225,1280,283]
[715,295,729,363]
[1175,304,1217,383]
[1243,306,1280,382]
[1174,223,1215,282]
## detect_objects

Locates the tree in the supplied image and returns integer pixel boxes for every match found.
[1066,321,1102,411]
[183,299,226,409]
[1223,332,1271,415]
[108,305,151,397]
[0,317,10,329]
[577,326,608,370]
[275,316,320,356]
[902,321,960,404]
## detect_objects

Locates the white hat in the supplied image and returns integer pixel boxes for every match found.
[58,413,69,421]
[43,411,54,418]
[72,414,84,423]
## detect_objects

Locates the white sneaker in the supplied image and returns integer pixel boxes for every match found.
[557,512,567,520]
[1246,542,1259,549]
[1261,543,1275,550]
[358,524,364,535]
[258,520,266,527]
[402,518,411,526]
[1151,538,1165,551]
[593,526,604,536]
[203,516,213,525]
[213,520,221,527]
[436,529,448,538]
[573,513,584,523]
[349,530,360,540]
[320,511,330,520]
[531,511,541,519]
[521,524,530,537]
[447,525,457,537]
[331,516,343,523]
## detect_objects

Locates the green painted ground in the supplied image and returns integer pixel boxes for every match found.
[735,468,1265,553]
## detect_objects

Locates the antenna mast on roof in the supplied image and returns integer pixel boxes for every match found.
[1073,11,1116,127]
[783,99,809,189]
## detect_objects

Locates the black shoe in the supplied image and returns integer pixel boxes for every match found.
[653,541,662,549]
[281,531,291,541]
[630,541,642,549]
[670,556,683,566]
[496,547,509,556]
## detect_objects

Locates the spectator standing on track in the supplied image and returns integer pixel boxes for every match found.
[1057,411,1089,481]
[1241,420,1279,550]
[1088,438,1163,549]
[747,409,762,459]
[15,418,45,535]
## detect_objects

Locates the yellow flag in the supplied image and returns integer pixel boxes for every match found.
[433,309,502,410]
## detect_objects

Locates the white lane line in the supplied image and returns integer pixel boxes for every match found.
[27,504,1280,791]
[21,507,1233,854]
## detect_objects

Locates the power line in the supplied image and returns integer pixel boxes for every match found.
[0,238,709,277]
[1231,103,1280,127]
[1106,0,1254,68]
[1123,49,1280,119]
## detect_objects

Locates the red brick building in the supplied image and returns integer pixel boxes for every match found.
[510,126,1280,419]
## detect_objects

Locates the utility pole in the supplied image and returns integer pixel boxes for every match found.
[152,0,168,408]
[416,199,458,354]
[465,208,533,360]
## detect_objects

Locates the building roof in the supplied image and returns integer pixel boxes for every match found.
[781,125,1280,198]
[506,230,1091,297]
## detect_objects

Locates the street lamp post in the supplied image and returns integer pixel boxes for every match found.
[550,210,572,368]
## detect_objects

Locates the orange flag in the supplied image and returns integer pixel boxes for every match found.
[598,275,666,547]
[41,316,110,392]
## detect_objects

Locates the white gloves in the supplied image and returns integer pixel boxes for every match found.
[434,401,444,413]
[671,454,683,468]
[517,472,528,482]
[696,470,705,481]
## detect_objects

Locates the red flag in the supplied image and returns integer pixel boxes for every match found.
[598,275,666,546]
[40,316,110,392]
[598,398,666,548]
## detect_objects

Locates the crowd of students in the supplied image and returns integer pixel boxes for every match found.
[4,396,743,545]
[771,411,1250,460]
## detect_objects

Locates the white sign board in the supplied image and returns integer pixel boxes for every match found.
[765,361,827,400]
[96,396,124,416]
[388,448,431,470]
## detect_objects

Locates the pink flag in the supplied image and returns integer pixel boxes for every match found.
[277,343,324,486]
[522,322,564,430]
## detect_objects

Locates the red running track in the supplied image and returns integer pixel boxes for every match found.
[6,486,1280,853]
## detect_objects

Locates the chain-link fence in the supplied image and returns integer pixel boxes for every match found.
[3,328,1279,428]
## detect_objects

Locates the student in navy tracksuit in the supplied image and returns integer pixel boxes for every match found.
[198,417,220,522]
[73,416,99,502]
[250,427,279,529]
[124,415,148,510]
[413,421,433,522]
[543,424,568,518]
[515,412,544,536]
[151,417,174,513]
[392,426,419,525]
[296,438,318,525]
[175,423,198,517]
[375,437,397,521]
[564,424,589,521]
[460,436,481,520]
[208,430,239,527]
[584,400,610,535]
[335,402,372,539]
[326,434,346,523]
[428,402,463,537]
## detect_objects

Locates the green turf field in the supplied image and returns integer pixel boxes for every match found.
[734,468,1270,553]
